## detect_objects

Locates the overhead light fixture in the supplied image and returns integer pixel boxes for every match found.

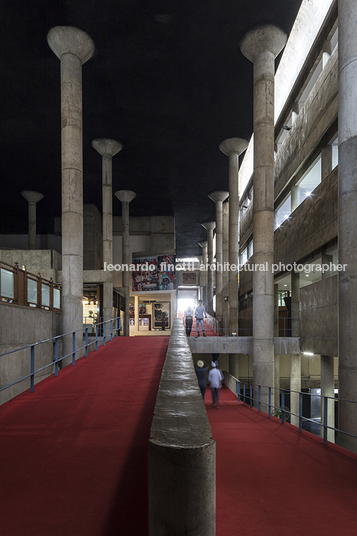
[306,191,311,196]
[303,352,314,356]
[282,125,291,131]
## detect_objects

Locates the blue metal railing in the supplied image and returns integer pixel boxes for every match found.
[235,381,357,446]
[0,317,121,395]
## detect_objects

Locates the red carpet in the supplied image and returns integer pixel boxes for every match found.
[206,386,357,536]
[0,336,168,536]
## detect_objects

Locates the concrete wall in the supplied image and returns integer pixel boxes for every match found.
[300,275,338,356]
[0,249,62,281]
[149,319,216,536]
[0,302,62,405]
[274,167,337,266]
[84,204,102,270]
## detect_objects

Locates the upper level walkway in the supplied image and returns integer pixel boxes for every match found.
[0,333,356,535]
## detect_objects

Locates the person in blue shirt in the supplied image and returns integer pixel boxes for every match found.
[195,300,207,337]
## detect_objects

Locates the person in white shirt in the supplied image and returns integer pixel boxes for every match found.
[195,300,207,337]
[208,361,224,408]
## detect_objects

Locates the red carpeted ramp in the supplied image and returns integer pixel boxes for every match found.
[0,336,168,536]
[206,386,357,536]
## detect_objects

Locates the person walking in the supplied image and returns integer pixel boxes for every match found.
[208,361,224,408]
[195,299,207,337]
[195,360,208,399]
[184,305,194,337]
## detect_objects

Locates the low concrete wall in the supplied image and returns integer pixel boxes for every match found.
[188,336,300,355]
[149,318,216,536]
[0,302,62,405]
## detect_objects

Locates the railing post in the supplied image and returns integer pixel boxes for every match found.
[72,331,76,365]
[116,317,119,336]
[110,320,113,341]
[249,384,252,409]
[30,345,35,392]
[95,324,98,351]
[299,392,303,432]
[55,338,59,377]
[281,389,285,424]
[258,385,261,413]
[85,327,89,358]
[323,396,328,445]
[103,322,106,346]
[237,380,240,402]
[268,387,271,417]
[243,383,246,405]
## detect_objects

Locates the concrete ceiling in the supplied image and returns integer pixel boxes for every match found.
[0,0,302,256]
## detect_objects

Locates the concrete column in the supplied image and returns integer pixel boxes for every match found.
[321,355,335,443]
[274,283,279,337]
[201,222,216,315]
[21,190,44,250]
[291,271,300,337]
[274,354,280,410]
[115,190,136,336]
[241,25,287,410]
[338,0,357,452]
[209,191,229,327]
[134,294,139,334]
[47,27,95,364]
[92,138,122,322]
[291,185,300,212]
[290,353,301,427]
[321,144,332,181]
[219,138,249,335]
[222,201,230,331]
[198,241,208,307]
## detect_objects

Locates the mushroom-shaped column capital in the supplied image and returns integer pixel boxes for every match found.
[47,26,95,64]
[201,221,216,231]
[114,190,137,204]
[92,139,123,157]
[219,138,249,157]
[208,191,229,204]
[198,241,208,249]
[240,24,287,63]
[21,190,44,204]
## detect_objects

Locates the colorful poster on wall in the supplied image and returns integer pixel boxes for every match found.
[182,272,196,285]
[132,255,176,291]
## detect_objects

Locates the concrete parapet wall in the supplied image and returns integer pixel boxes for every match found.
[149,318,216,536]
[300,275,337,356]
[0,302,62,405]
[187,336,300,356]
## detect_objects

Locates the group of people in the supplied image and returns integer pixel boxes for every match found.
[195,358,224,408]
[183,300,207,338]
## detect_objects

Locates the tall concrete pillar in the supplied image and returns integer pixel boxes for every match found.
[201,222,216,315]
[92,139,122,322]
[209,191,229,328]
[291,271,300,337]
[219,138,249,335]
[21,190,44,250]
[115,190,136,336]
[321,355,335,443]
[290,353,301,427]
[241,25,287,409]
[222,201,230,331]
[47,26,95,363]
[338,0,357,452]
[198,241,208,307]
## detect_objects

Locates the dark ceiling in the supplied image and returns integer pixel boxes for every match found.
[0,0,302,257]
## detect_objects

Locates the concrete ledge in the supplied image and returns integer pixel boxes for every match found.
[149,318,216,536]
[188,336,300,355]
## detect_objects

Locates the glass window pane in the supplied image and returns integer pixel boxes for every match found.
[27,278,37,304]
[42,284,50,307]
[53,288,60,309]
[1,268,14,299]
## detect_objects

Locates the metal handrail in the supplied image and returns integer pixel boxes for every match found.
[0,317,121,395]
[235,381,357,446]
